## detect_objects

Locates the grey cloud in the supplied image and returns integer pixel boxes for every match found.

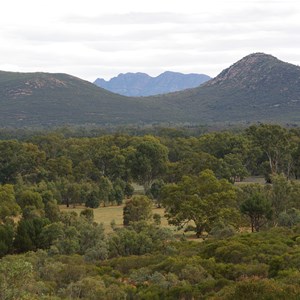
[212,4,299,23]
[6,24,179,44]
[64,12,197,25]
[6,5,300,50]
[6,28,103,43]
[198,33,300,52]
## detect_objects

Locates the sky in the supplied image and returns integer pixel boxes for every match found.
[0,0,299,81]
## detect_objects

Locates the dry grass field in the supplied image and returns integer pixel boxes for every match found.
[59,204,170,233]
[234,176,266,185]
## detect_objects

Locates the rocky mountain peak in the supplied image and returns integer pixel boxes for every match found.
[204,53,282,87]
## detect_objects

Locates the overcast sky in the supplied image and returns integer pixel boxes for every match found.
[0,0,299,81]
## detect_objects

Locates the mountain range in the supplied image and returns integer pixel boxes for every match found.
[94,71,211,96]
[1,52,300,127]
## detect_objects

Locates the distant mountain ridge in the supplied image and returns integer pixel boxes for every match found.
[94,71,211,96]
[1,52,300,127]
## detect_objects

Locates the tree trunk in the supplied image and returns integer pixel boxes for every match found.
[196,223,204,238]
[251,218,254,233]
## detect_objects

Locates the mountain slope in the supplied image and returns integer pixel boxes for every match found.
[148,53,300,123]
[94,71,211,96]
[0,71,174,127]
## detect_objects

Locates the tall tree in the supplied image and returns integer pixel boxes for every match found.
[162,170,238,237]
[217,153,249,183]
[246,124,294,178]
[14,217,49,252]
[270,174,291,221]
[240,184,273,232]
[98,176,113,207]
[128,137,168,191]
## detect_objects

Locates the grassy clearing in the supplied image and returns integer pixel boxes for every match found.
[57,179,263,239]
[59,204,170,233]
[59,204,201,239]
[235,176,266,186]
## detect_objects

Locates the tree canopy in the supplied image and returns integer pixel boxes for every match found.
[162,169,238,236]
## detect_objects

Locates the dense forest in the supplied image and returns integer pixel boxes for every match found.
[1,124,300,299]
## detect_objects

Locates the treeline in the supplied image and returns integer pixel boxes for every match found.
[0,124,209,140]
[2,123,300,184]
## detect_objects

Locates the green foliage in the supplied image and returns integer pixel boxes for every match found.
[128,137,168,190]
[1,127,300,298]
[215,241,252,264]
[98,176,113,207]
[218,153,249,183]
[112,184,124,205]
[148,179,165,207]
[1,227,300,299]
[124,182,134,198]
[17,190,44,211]
[45,199,60,222]
[0,140,45,184]
[40,212,108,260]
[217,278,300,299]
[54,226,80,255]
[13,217,50,252]
[73,159,101,181]
[0,223,14,257]
[270,173,294,220]
[210,223,236,239]
[46,156,73,180]
[0,184,20,221]
[39,222,64,249]
[80,208,94,222]
[22,205,45,219]
[278,208,300,228]
[246,124,294,177]
[240,184,273,232]
[108,221,173,257]
[85,190,100,208]
[0,257,35,300]
[162,169,238,236]
[123,195,153,226]
[198,131,249,159]
[153,213,162,225]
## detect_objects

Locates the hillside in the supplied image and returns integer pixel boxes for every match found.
[1,53,300,127]
[0,71,172,127]
[94,71,211,96]
[149,53,300,124]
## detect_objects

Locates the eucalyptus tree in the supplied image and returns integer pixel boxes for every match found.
[162,169,238,237]
[246,124,296,178]
[128,136,169,191]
